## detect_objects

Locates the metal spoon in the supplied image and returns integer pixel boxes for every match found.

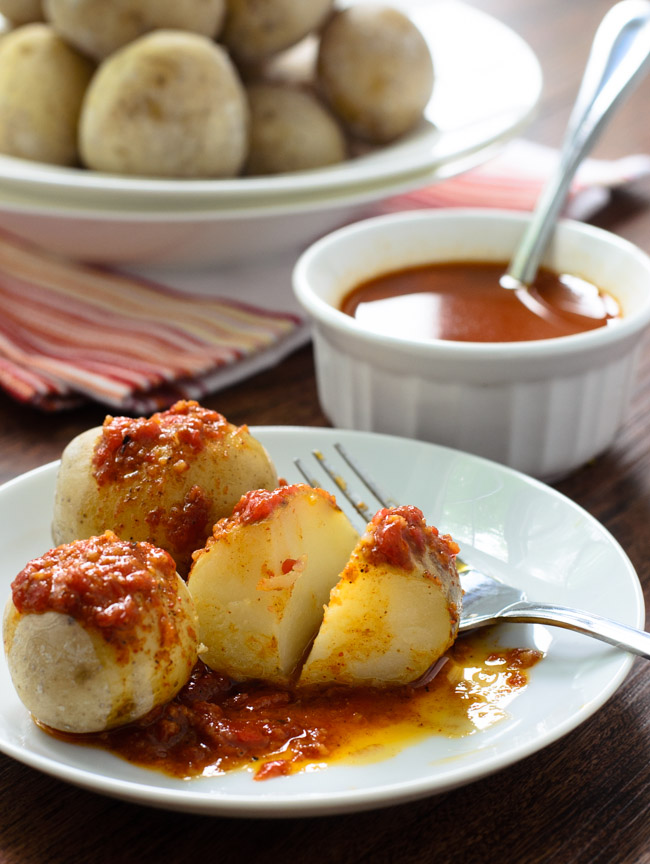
[501,0,650,321]
[459,566,650,659]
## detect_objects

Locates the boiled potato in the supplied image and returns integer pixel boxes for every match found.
[78,30,249,178]
[0,23,94,165]
[3,531,199,733]
[221,0,334,64]
[188,484,359,684]
[43,0,226,62]
[0,0,43,25]
[299,506,461,687]
[245,83,346,175]
[317,5,434,144]
[52,400,278,577]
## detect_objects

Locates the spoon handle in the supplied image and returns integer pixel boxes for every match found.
[497,601,650,659]
[505,0,650,287]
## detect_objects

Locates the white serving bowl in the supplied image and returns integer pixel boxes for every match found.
[293,209,650,480]
[0,0,542,268]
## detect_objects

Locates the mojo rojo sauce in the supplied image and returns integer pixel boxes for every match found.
[92,400,228,486]
[47,636,542,780]
[11,531,180,661]
[340,261,620,342]
[368,505,459,570]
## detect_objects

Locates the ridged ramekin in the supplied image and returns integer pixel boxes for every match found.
[292,209,650,480]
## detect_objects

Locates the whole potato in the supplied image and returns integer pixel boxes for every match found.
[0,23,94,165]
[52,401,278,577]
[43,0,226,61]
[0,0,43,25]
[245,83,346,175]
[3,531,199,733]
[221,0,334,64]
[317,5,434,144]
[78,30,249,178]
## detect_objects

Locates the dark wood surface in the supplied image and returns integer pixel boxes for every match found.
[2,1,650,862]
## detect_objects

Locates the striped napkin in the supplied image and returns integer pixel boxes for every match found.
[2,139,649,413]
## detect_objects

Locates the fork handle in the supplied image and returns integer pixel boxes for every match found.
[497,601,650,659]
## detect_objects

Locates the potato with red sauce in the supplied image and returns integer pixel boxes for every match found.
[52,400,278,577]
[187,484,359,684]
[299,505,462,686]
[3,531,199,733]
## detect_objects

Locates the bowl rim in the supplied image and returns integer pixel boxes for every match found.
[292,208,650,360]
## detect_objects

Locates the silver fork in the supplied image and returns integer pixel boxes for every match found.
[295,444,650,660]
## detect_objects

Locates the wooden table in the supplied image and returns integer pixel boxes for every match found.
[1,0,650,861]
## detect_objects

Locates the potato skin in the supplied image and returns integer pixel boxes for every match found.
[221,0,334,64]
[245,83,346,175]
[0,0,43,25]
[317,6,434,144]
[3,531,199,733]
[78,30,249,178]
[43,0,226,61]
[0,23,94,165]
[52,401,278,577]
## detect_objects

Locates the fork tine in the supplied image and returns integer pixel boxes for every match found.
[295,450,375,523]
[333,442,399,509]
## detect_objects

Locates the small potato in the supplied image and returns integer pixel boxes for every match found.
[43,0,226,62]
[317,5,434,144]
[3,531,199,733]
[221,0,334,64]
[299,506,461,687]
[245,83,346,175]
[0,0,43,25]
[0,23,94,165]
[78,30,249,178]
[52,400,278,577]
[188,484,359,684]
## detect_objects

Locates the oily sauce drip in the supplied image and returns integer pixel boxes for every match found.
[44,634,542,781]
[340,261,620,342]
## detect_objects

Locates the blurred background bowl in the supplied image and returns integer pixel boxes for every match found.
[0,0,542,269]
[292,208,650,480]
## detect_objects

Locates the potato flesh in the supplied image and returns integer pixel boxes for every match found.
[3,574,198,733]
[299,520,461,687]
[188,488,359,683]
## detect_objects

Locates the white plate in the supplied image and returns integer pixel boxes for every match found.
[0,428,641,818]
[0,0,541,212]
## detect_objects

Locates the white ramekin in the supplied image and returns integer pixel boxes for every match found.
[292,209,650,480]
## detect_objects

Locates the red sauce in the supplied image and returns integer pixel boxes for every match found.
[49,638,542,779]
[145,485,213,556]
[11,531,180,661]
[92,400,227,486]
[340,261,621,342]
[368,505,459,570]
[229,484,337,526]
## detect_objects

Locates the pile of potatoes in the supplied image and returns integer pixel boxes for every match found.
[0,0,434,177]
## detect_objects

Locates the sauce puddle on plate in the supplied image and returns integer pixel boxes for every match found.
[43,633,542,781]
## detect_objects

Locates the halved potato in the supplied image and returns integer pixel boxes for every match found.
[3,531,199,733]
[299,506,461,687]
[187,484,359,684]
[52,400,278,577]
